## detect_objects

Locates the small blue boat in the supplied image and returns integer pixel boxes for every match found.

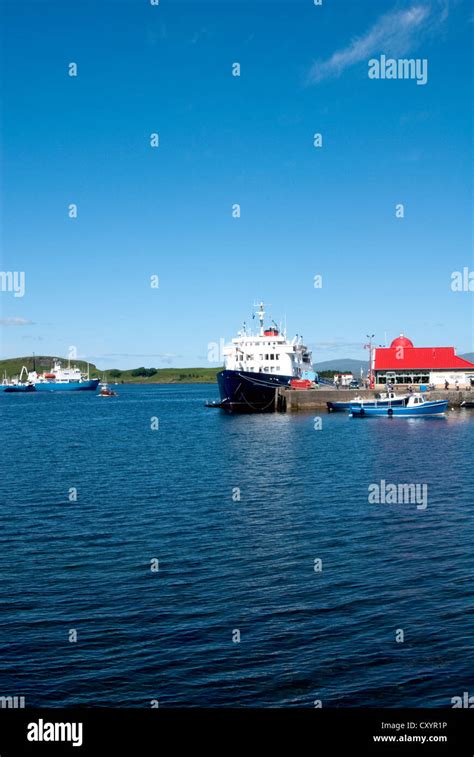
[350,394,448,417]
[3,384,36,393]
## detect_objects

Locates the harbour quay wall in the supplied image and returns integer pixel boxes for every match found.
[277,388,472,412]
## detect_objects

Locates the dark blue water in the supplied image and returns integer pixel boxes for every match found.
[0,385,473,707]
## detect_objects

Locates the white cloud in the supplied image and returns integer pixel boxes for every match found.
[0,317,35,326]
[307,1,450,85]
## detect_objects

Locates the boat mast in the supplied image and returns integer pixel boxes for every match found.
[254,301,268,336]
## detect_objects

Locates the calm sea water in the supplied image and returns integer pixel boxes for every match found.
[0,384,473,707]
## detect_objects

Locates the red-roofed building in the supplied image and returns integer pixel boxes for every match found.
[373,334,474,388]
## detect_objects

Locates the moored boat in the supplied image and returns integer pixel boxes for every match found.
[215,303,316,413]
[350,393,448,417]
[0,370,36,392]
[3,384,36,393]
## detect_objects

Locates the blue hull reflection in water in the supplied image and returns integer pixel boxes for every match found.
[0,385,472,707]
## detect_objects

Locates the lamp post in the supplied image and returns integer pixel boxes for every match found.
[366,334,375,389]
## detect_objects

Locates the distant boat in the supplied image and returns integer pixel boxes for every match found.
[461,400,474,408]
[24,360,99,392]
[98,380,118,397]
[350,393,448,417]
[3,384,36,393]
[0,370,36,392]
[328,391,407,412]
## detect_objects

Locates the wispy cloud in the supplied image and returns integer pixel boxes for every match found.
[307,1,450,85]
[0,317,35,326]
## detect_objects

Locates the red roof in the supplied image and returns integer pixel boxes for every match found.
[374,347,474,371]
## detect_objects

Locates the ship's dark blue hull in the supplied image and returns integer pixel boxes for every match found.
[217,370,291,413]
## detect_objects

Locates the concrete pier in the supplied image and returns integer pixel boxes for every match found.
[276,388,473,412]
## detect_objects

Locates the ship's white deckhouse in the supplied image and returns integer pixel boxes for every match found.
[222,304,313,379]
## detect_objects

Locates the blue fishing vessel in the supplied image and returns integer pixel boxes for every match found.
[350,394,448,417]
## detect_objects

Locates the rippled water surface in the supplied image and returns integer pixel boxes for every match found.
[0,385,472,707]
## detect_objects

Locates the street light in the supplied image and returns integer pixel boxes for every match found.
[365,334,375,388]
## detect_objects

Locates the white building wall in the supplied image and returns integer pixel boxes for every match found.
[430,371,471,387]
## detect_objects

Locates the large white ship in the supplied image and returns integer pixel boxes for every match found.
[22,360,98,391]
[217,303,316,412]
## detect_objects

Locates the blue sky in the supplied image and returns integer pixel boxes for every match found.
[1,0,472,368]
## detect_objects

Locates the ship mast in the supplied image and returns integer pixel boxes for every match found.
[254,301,269,336]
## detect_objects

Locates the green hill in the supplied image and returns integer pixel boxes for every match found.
[0,356,219,384]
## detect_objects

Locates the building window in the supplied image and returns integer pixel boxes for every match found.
[378,372,432,385]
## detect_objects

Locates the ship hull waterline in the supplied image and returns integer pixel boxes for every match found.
[217,370,291,413]
[350,400,448,417]
[33,379,99,392]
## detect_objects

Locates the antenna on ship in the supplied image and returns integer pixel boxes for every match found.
[253,301,270,336]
